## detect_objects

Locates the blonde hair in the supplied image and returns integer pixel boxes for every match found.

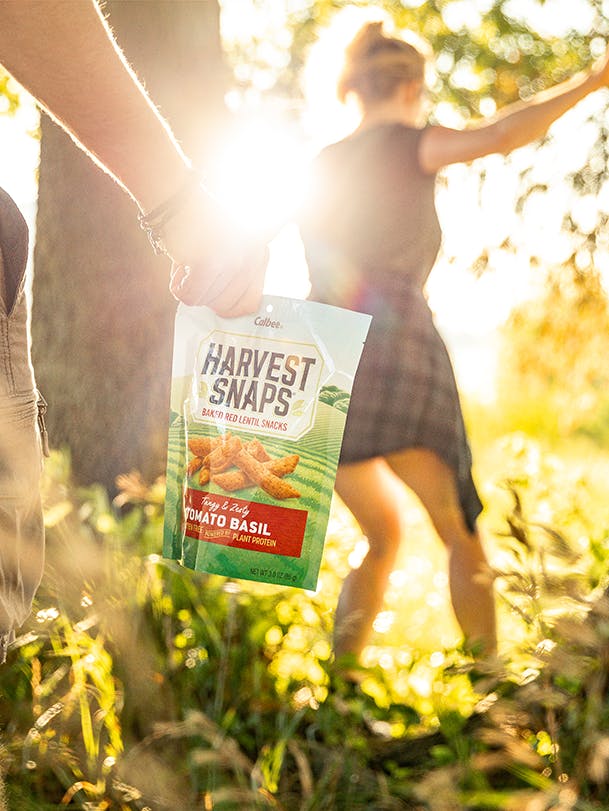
[337,21,427,106]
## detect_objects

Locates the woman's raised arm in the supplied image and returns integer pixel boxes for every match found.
[419,52,609,174]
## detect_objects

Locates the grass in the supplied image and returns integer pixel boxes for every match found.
[2,399,609,809]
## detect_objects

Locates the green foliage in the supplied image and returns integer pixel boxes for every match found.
[6,3,609,807]
[221,0,606,116]
[496,264,609,444]
[220,0,609,400]
[0,68,20,116]
[3,434,609,808]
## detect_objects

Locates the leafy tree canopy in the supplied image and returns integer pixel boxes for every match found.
[0,69,22,116]
[221,0,609,117]
[220,0,609,278]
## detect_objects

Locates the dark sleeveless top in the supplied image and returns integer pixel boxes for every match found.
[300,124,441,306]
[299,123,483,529]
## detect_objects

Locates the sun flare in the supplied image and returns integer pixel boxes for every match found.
[207,114,308,237]
[211,5,413,301]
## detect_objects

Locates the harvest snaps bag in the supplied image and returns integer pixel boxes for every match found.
[163,295,371,590]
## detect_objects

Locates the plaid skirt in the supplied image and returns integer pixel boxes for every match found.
[333,276,483,531]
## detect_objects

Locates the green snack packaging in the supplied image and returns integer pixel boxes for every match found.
[163,295,371,590]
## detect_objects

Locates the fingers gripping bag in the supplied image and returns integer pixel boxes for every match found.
[163,295,371,590]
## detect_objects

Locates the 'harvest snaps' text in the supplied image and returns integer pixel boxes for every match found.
[200,342,318,417]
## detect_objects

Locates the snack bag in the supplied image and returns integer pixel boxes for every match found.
[163,295,371,590]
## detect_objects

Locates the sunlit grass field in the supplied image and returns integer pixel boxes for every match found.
[3,388,609,809]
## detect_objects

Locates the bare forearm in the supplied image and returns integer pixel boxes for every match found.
[492,65,605,153]
[0,0,270,315]
[421,59,607,172]
[0,0,188,211]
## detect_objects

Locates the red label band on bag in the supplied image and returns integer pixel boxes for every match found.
[183,487,308,557]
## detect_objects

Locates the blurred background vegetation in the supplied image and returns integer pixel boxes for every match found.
[3,0,609,808]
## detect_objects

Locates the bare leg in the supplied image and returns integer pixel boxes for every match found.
[333,458,405,658]
[333,449,496,660]
[386,448,496,656]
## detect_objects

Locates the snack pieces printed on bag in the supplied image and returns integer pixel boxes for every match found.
[212,453,299,492]
[186,455,204,477]
[207,434,243,473]
[246,438,271,462]
[187,436,214,457]
[187,431,301,500]
[233,447,301,500]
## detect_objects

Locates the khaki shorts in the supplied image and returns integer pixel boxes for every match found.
[0,210,45,663]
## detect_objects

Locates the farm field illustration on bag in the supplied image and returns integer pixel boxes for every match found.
[163,295,371,590]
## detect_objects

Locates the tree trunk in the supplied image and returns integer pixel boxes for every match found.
[32,0,229,492]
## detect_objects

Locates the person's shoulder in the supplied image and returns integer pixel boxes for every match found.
[313,124,427,166]
[352,123,427,152]
[379,124,430,171]
[310,137,353,175]
[384,122,427,143]
[315,136,351,158]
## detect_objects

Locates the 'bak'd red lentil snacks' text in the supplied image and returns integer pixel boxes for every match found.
[163,295,371,589]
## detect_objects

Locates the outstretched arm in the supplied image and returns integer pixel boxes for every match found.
[419,53,609,173]
[0,0,187,213]
[0,0,267,316]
